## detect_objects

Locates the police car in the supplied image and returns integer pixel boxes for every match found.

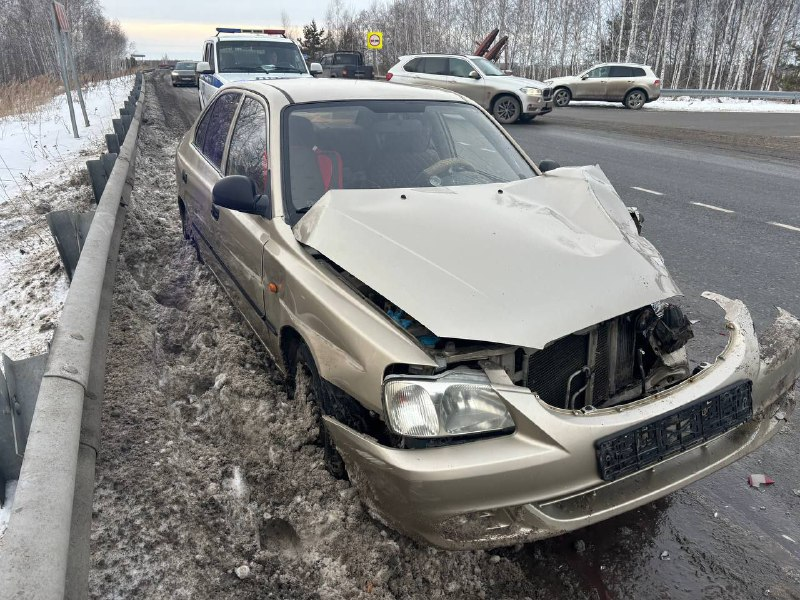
[197,28,323,108]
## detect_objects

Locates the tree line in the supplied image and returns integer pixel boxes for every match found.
[302,0,799,90]
[0,0,128,84]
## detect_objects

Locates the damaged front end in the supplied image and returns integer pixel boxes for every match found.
[324,294,800,549]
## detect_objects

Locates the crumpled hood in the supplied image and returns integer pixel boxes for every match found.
[293,166,680,349]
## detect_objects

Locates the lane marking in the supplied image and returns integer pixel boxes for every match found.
[768,221,800,233]
[782,534,797,544]
[631,186,663,196]
[691,202,735,214]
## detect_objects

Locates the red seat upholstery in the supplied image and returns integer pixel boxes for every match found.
[315,149,343,190]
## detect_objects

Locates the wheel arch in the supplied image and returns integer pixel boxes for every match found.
[626,87,649,101]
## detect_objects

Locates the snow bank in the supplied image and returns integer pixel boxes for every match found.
[0,480,18,539]
[0,75,133,203]
[570,96,800,113]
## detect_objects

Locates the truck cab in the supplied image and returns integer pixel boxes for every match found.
[197,28,322,108]
[319,51,374,79]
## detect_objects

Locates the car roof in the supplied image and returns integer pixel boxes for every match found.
[209,33,297,44]
[591,62,652,68]
[400,54,485,60]
[234,78,467,104]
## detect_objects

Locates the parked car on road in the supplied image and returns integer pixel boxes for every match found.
[545,63,661,109]
[196,27,322,108]
[386,54,553,124]
[319,51,374,79]
[171,61,199,87]
[175,78,800,550]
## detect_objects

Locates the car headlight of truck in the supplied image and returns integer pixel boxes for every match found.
[384,372,515,438]
[520,87,542,96]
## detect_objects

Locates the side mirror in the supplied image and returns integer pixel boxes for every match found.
[309,62,323,75]
[196,61,214,74]
[580,74,589,80]
[468,70,481,80]
[212,175,271,218]
[628,207,644,233]
[503,69,513,75]
[538,159,560,173]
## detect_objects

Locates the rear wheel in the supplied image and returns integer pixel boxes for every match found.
[492,95,521,125]
[624,89,647,110]
[290,343,347,480]
[553,87,571,107]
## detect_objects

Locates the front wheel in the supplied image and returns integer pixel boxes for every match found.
[291,344,347,480]
[553,88,571,107]
[518,114,536,123]
[492,95,521,125]
[624,89,647,110]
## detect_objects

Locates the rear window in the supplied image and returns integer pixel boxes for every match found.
[403,57,423,72]
[610,66,632,77]
[421,57,448,75]
[201,92,241,169]
[631,67,646,77]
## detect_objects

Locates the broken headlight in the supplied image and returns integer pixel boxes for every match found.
[383,371,515,438]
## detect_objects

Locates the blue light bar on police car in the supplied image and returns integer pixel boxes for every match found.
[215,27,286,35]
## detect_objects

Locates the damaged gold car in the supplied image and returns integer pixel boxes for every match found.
[175,79,800,549]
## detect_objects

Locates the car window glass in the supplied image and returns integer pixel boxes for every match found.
[587,66,610,78]
[610,66,632,77]
[404,58,421,72]
[631,67,646,77]
[194,106,212,148]
[205,43,215,70]
[202,92,241,169]
[216,40,306,74]
[422,57,448,76]
[449,59,473,78]
[226,98,268,195]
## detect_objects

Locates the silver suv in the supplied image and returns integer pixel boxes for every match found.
[545,64,661,109]
[387,54,553,124]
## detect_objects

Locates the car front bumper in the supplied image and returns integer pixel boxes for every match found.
[523,95,553,116]
[324,292,800,549]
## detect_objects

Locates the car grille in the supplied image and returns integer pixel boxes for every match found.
[526,317,638,409]
[542,87,552,100]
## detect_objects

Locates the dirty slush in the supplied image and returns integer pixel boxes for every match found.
[89,79,538,600]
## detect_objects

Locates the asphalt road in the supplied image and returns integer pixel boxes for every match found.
[153,71,800,599]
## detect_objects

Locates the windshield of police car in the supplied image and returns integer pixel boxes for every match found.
[217,41,307,74]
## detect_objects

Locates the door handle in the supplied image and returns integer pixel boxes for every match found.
[182,170,188,183]
[211,204,219,220]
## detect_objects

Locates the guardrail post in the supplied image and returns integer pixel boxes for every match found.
[46,210,95,281]
[112,118,125,145]
[105,133,120,154]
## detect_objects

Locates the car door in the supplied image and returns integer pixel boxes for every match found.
[574,66,610,100]
[185,91,241,254]
[607,66,634,100]
[446,58,488,106]
[199,41,217,107]
[415,56,449,89]
[214,94,277,344]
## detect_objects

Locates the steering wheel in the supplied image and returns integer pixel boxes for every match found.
[415,158,476,185]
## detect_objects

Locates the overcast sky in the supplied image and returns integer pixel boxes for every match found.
[100,0,358,58]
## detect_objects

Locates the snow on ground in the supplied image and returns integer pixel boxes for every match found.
[572,96,800,112]
[0,480,17,539]
[0,75,133,203]
[0,75,133,361]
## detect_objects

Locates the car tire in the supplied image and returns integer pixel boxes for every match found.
[624,89,647,110]
[291,343,348,480]
[518,115,536,123]
[553,87,571,107]
[492,95,521,125]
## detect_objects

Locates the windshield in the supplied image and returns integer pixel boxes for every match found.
[282,100,537,221]
[471,57,505,76]
[175,62,196,70]
[217,40,307,74]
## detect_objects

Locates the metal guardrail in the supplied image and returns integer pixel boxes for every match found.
[0,73,145,600]
[662,88,800,102]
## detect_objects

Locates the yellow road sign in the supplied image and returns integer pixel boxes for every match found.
[366,31,383,50]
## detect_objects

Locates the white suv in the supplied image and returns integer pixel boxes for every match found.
[197,28,322,108]
[545,64,661,109]
[386,54,553,124]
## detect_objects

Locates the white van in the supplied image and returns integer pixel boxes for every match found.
[197,28,322,108]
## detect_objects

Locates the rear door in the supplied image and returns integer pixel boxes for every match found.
[607,66,634,100]
[185,91,241,253]
[415,56,450,89]
[574,66,610,99]
[214,94,277,343]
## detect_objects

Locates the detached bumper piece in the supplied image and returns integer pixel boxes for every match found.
[596,380,753,481]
